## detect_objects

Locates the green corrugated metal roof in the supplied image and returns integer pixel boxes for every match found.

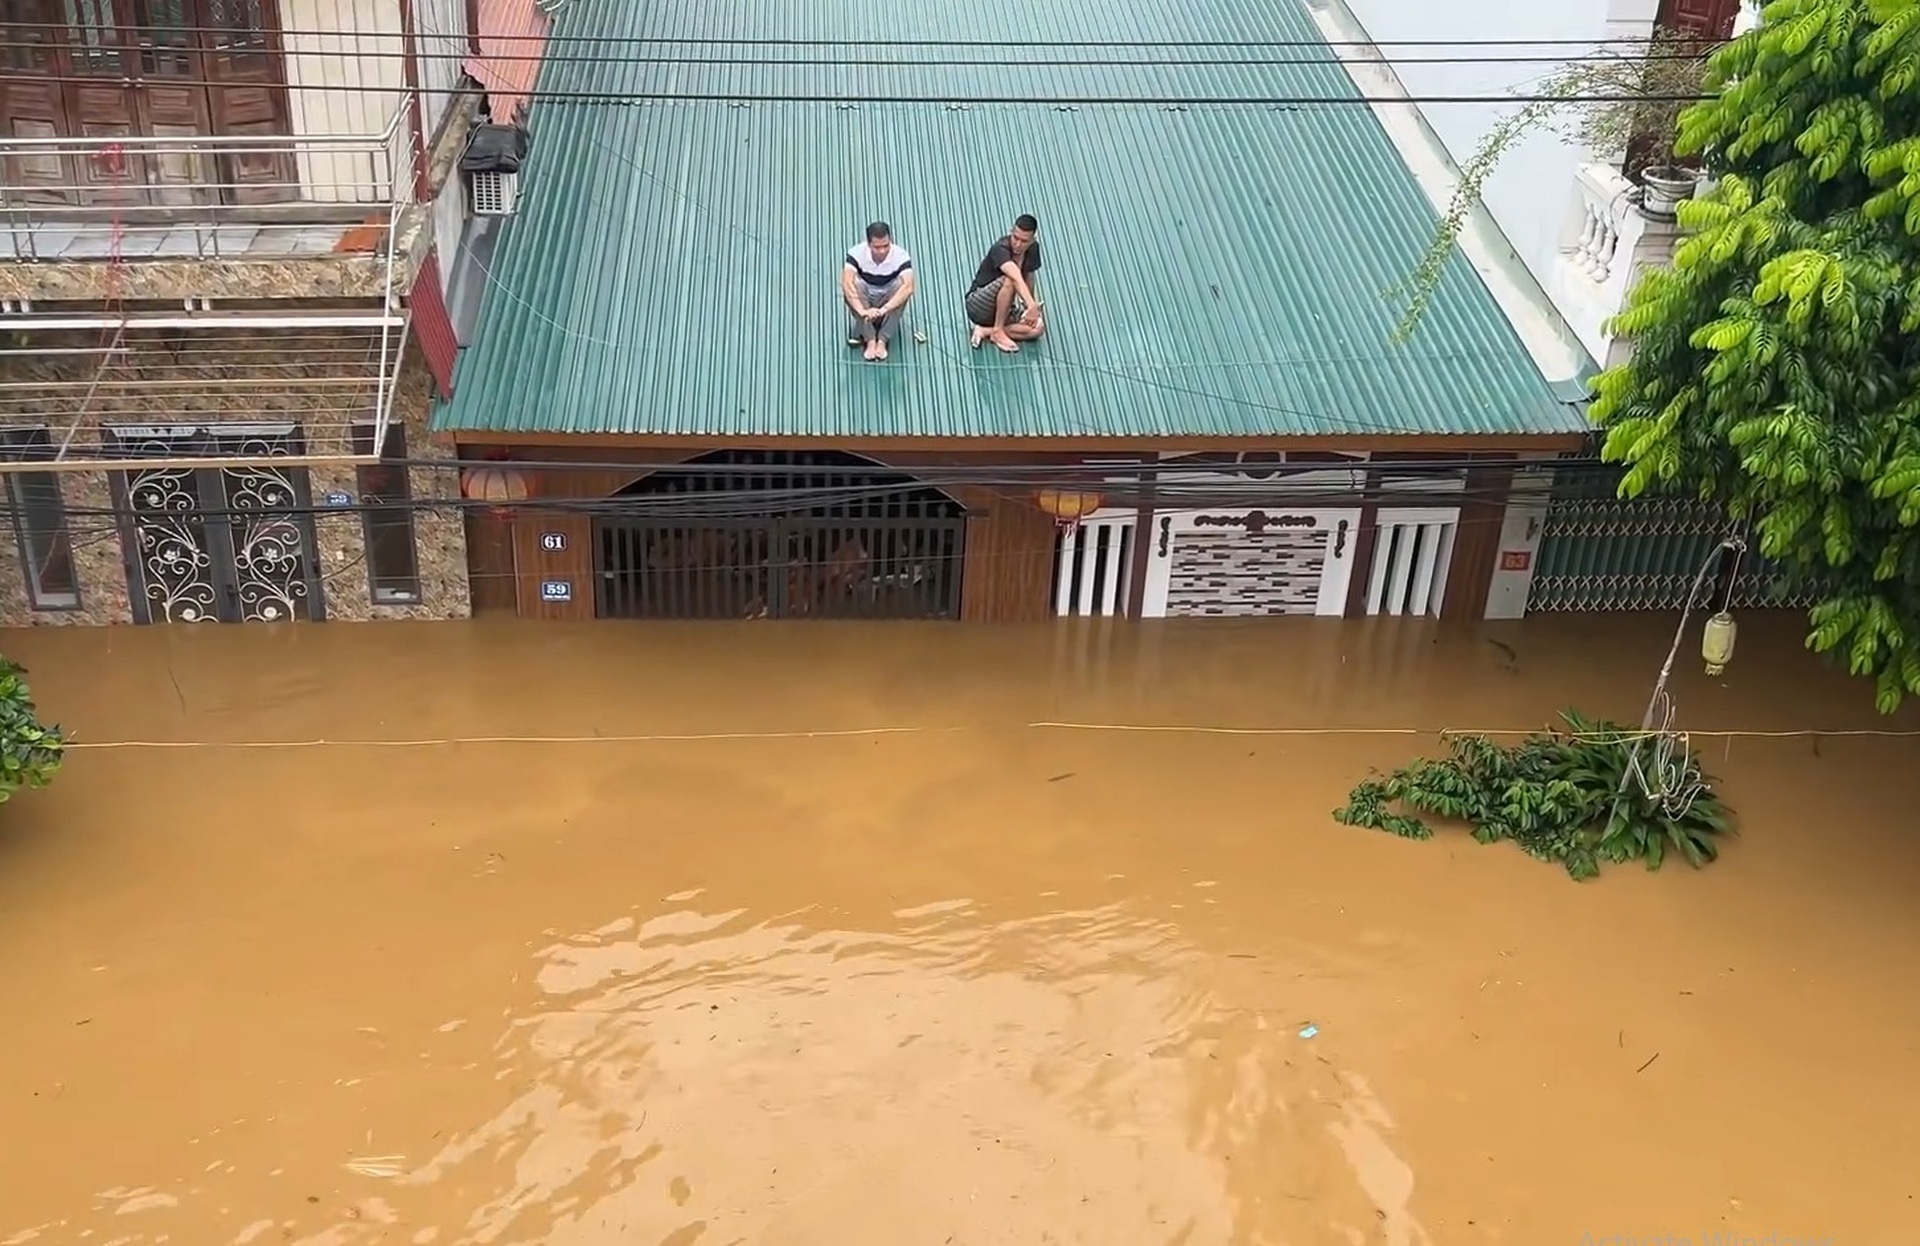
[432,0,1589,441]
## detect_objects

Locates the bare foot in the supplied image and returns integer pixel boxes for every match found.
[990,329,1019,353]
[862,340,880,361]
[874,339,889,361]
[969,325,991,349]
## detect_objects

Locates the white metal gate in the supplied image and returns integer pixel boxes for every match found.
[1365,508,1459,617]
[1053,515,1136,617]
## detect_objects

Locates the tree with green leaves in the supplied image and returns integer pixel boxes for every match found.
[1591,0,1920,711]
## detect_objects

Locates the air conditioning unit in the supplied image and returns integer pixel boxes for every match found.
[469,170,518,217]
[461,123,530,218]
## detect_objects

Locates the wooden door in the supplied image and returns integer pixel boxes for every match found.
[1,0,184,205]
[1624,0,1744,175]
[128,0,217,204]
[1659,0,1744,40]
[59,0,149,205]
[197,0,297,203]
[0,0,294,206]
[0,1,77,199]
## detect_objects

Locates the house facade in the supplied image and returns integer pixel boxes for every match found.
[11,0,1762,630]
[0,0,549,626]
[425,0,1614,626]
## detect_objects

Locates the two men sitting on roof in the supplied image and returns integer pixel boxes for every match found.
[840,215,1045,363]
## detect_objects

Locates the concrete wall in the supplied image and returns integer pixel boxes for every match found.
[281,0,409,205]
[278,0,472,203]
[411,0,473,146]
[0,343,471,627]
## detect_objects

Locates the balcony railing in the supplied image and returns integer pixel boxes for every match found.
[1547,162,1682,370]
[0,96,415,266]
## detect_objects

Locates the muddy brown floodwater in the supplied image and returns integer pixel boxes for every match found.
[1,614,1919,1246]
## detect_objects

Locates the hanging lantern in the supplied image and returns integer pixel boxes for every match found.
[1035,484,1103,526]
[461,463,531,518]
[1701,611,1737,675]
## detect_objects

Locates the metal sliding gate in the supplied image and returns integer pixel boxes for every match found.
[1528,487,1815,612]
[589,451,972,621]
[595,516,965,619]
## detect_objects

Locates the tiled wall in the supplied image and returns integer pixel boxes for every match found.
[1164,530,1328,616]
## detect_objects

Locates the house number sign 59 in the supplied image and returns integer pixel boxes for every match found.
[540,531,567,553]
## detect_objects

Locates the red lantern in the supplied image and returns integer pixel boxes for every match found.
[461,463,531,518]
[1036,485,1103,532]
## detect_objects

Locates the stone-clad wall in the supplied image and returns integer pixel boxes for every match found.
[0,470,131,626]
[306,345,470,623]
[0,343,470,627]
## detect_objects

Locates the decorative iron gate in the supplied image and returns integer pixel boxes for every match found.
[111,427,326,624]
[593,451,967,620]
[1528,478,1814,612]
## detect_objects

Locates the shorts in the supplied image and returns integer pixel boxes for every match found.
[964,277,1029,327]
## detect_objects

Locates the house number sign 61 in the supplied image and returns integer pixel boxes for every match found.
[540,531,567,553]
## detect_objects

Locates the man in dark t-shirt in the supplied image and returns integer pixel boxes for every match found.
[964,213,1044,352]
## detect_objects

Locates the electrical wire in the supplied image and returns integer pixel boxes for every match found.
[2,489,1637,561]
[10,458,1623,524]
[19,489,1572,528]
[0,39,1724,68]
[58,723,1920,753]
[0,71,1709,104]
[0,22,1711,46]
[242,453,1609,476]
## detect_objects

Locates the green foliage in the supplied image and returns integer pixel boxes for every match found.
[1392,33,1712,341]
[1332,710,1733,881]
[1593,0,1920,712]
[0,658,63,803]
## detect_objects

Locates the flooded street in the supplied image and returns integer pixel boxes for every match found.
[2,615,1918,1245]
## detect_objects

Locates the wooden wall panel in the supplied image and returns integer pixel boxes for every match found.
[510,509,595,620]
[960,495,1057,623]
[463,509,516,613]
[1443,458,1515,622]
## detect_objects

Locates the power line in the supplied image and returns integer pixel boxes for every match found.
[0,70,1707,104]
[0,23,1710,47]
[15,468,1620,528]
[0,38,1721,67]
[334,455,1608,476]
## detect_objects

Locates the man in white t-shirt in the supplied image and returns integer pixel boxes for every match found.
[840,221,916,362]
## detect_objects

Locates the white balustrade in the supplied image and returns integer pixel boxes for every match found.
[1548,162,1682,370]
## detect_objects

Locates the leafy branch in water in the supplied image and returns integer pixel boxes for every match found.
[1331,709,1733,881]
[1389,33,1713,342]
[0,658,63,805]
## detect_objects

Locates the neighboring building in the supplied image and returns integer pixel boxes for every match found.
[0,0,550,625]
[1340,0,1794,614]
[427,0,1621,625]
[1342,0,1749,368]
